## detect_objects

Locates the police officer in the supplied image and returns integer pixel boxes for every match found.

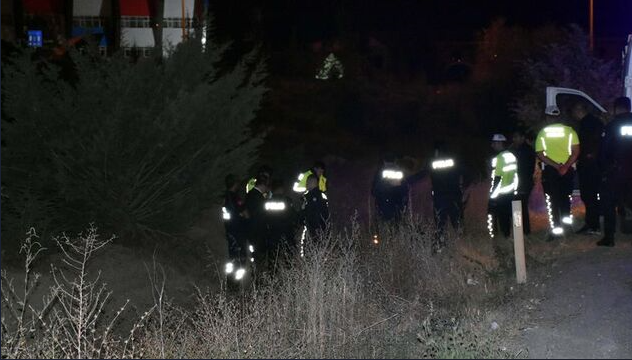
[535,116,580,239]
[264,181,299,256]
[371,154,408,223]
[293,161,327,193]
[488,134,519,239]
[510,128,535,235]
[301,174,330,239]
[428,141,464,248]
[598,97,632,246]
[572,102,604,235]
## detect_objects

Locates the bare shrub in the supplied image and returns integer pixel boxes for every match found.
[137,216,513,359]
[1,226,153,359]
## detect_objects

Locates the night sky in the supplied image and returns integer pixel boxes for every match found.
[213,0,632,46]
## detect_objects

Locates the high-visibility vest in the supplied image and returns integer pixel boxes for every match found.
[293,170,327,193]
[535,123,579,165]
[489,151,518,199]
[246,177,257,193]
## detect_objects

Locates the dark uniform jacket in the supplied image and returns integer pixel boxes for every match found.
[302,188,329,236]
[510,144,535,194]
[578,113,604,163]
[601,113,632,179]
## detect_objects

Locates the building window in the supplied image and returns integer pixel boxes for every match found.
[121,16,151,28]
[162,17,193,28]
[73,16,104,28]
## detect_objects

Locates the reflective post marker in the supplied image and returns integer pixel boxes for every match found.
[512,200,527,284]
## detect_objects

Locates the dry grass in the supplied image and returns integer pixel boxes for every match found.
[2,218,523,359]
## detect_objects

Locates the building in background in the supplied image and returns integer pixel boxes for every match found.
[161,0,197,56]
[22,0,66,47]
[72,0,112,56]
[120,0,154,58]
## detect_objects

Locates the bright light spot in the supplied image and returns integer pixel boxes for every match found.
[250,257,255,263]
[621,126,632,136]
[222,207,231,220]
[552,227,564,235]
[502,164,517,172]
[562,216,573,225]
[321,192,328,200]
[372,234,379,245]
[234,268,246,281]
[432,159,455,170]
[382,169,404,180]
[225,262,234,274]
[248,245,255,253]
[502,152,516,162]
[265,201,286,211]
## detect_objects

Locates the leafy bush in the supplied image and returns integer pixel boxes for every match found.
[1,33,266,248]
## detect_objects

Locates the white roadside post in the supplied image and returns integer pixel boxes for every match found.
[512,200,527,284]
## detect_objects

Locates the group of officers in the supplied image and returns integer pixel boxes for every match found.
[486,96,632,247]
[222,162,330,281]
[222,96,632,281]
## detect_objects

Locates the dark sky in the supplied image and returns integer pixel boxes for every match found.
[214,0,632,45]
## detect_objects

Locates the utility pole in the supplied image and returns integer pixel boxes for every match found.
[589,0,594,51]
[181,0,186,41]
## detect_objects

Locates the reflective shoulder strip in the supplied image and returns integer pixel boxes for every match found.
[293,182,306,192]
[491,157,497,168]
[502,152,516,163]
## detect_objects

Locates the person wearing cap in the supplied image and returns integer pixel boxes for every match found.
[598,96,632,247]
[487,134,519,240]
[535,115,580,239]
[293,161,328,194]
[428,140,464,249]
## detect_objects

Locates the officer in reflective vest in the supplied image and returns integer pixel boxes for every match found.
[293,161,327,194]
[488,134,519,239]
[535,118,580,239]
[598,97,632,247]
[429,141,464,248]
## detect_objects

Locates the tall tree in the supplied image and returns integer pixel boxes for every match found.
[1,26,266,248]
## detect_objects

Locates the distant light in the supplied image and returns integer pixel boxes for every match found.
[249,245,255,253]
[235,268,246,280]
[373,234,379,244]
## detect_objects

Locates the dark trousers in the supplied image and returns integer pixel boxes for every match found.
[490,194,512,238]
[602,175,632,240]
[542,166,574,230]
[578,160,601,229]
[514,189,532,235]
[433,192,462,236]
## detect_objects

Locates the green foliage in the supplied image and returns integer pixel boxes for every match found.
[513,25,619,129]
[1,35,266,247]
